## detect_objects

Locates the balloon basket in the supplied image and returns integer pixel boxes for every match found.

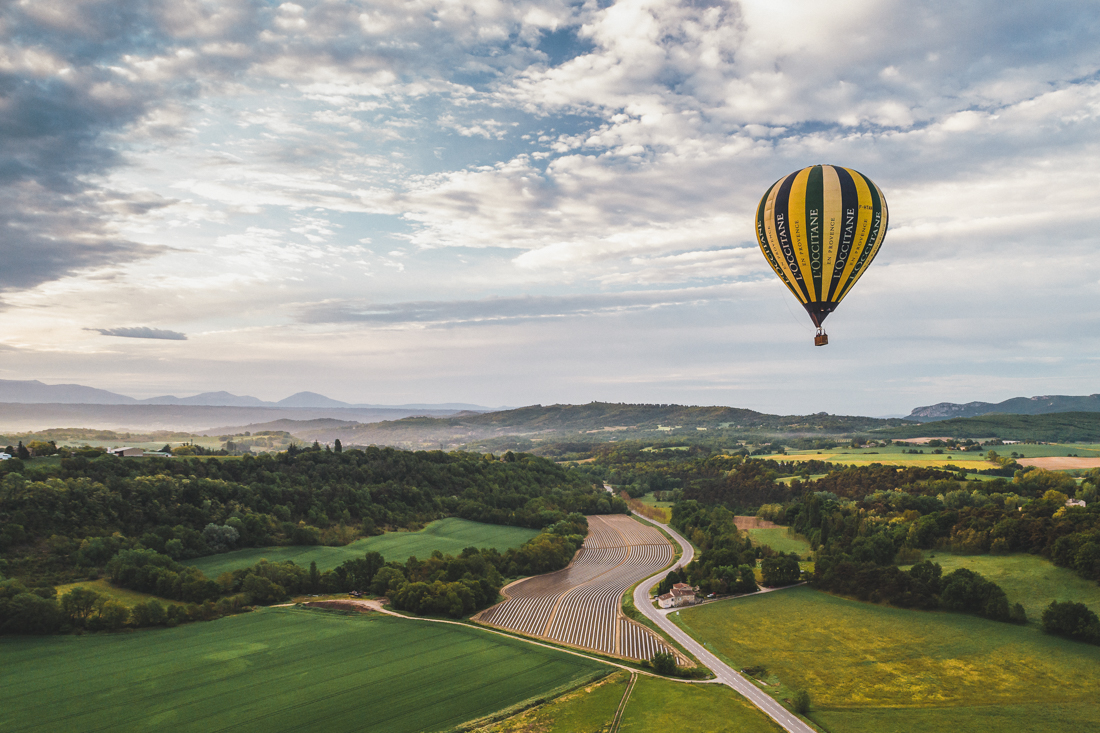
[814,330,829,347]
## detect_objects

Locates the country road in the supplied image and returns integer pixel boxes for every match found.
[608,486,816,733]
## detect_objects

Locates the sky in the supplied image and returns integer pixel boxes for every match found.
[2,0,1099,416]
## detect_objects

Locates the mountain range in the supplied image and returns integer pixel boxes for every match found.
[0,380,490,411]
[907,394,1100,422]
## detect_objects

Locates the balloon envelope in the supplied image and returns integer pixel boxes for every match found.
[755,165,888,333]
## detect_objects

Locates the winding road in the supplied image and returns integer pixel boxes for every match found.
[614,488,815,733]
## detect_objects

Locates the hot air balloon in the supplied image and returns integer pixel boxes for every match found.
[755,165,888,346]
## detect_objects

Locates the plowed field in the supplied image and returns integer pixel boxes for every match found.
[474,515,674,661]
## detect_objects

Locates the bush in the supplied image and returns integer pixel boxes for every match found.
[1041,600,1100,643]
[650,651,677,675]
[793,689,811,714]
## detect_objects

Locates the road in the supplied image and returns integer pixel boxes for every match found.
[623,502,816,733]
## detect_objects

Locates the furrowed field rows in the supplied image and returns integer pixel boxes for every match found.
[474,515,674,661]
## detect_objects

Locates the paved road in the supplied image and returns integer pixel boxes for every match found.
[628,511,816,733]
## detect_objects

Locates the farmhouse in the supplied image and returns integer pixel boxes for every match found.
[658,583,698,608]
[107,447,144,457]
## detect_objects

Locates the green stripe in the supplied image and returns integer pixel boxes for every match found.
[804,165,824,302]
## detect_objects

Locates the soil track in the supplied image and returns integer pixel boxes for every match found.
[1017,456,1100,469]
[473,515,675,662]
[733,516,779,530]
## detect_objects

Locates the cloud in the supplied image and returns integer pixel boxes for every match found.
[295,284,746,327]
[91,326,188,340]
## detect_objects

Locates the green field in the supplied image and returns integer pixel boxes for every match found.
[675,586,1100,733]
[185,518,539,577]
[485,670,782,733]
[745,527,812,557]
[620,675,782,732]
[0,608,608,733]
[907,552,1100,622]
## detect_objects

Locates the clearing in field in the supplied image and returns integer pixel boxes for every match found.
[904,552,1100,622]
[185,517,538,577]
[742,527,812,558]
[0,607,608,733]
[53,578,174,608]
[480,670,782,733]
[674,586,1100,733]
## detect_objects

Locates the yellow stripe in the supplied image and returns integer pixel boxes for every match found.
[820,165,842,303]
[786,167,816,301]
[834,168,874,296]
[763,176,808,304]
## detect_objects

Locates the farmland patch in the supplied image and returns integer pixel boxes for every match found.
[0,607,608,733]
[185,518,538,577]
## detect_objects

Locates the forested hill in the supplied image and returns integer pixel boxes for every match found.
[0,446,623,582]
[879,412,1100,442]
[294,402,915,448]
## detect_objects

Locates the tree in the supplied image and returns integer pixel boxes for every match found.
[651,651,677,675]
[308,561,321,593]
[16,441,30,460]
[761,553,801,587]
[202,524,240,553]
[334,439,342,453]
[1041,600,1100,643]
[60,587,102,626]
[793,689,811,714]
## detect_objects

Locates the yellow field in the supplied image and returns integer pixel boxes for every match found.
[782,450,990,470]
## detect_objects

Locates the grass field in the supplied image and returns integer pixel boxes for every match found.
[483,670,783,733]
[0,607,608,733]
[185,518,539,577]
[782,441,1100,473]
[675,586,1100,733]
[53,578,173,607]
[906,552,1100,622]
[745,527,812,557]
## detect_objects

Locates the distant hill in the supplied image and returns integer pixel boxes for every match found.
[282,402,915,449]
[879,412,1100,442]
[0,380,138,405]
[908,394,1100,422]
[0,379,496,411]
[0,404,468,433]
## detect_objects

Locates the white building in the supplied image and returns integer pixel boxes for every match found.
[107,447,144,457]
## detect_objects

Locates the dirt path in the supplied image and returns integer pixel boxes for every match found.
[734,516,780,530]
[1017,456,1100,469]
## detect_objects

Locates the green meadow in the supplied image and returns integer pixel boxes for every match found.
[675,586,1100,733]
[744,527,812,557]
[484,670,782,733]
[908,552,1100,622]
[0,608,607,733]
[185,517,538,577]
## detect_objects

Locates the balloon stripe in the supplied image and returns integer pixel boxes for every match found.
[768,172,810,303]
[762,176,806,303]
[787,166,816,302]
[804,165,825,302]
[756,181,792,290]
[828,167,860,302]
[835,168,874,297]
[820,165,843,302]
[838,177,889,302]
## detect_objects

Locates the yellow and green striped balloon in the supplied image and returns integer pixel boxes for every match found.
[755,165,888,344]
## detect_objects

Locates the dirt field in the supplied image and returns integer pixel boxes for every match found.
[734,516,780,530]
[474,515,674,662]
[1017,456,1100,469]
